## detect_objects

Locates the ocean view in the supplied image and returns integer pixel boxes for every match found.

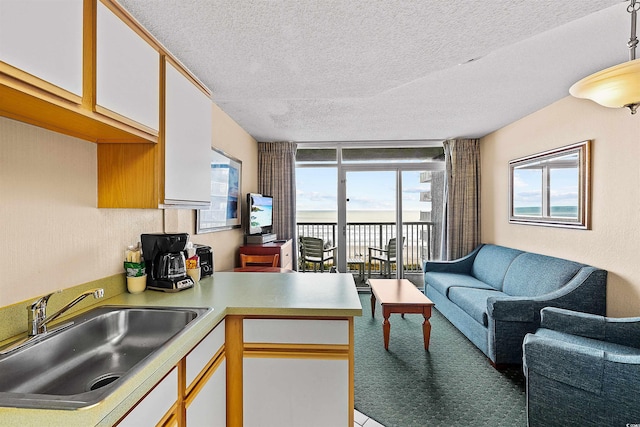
[297,210,422,223]
[514,206,578,218]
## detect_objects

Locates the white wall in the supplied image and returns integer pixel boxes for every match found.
[481,96,640,317]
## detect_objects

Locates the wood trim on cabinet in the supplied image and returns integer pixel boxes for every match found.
[158,56,167,205]
[0,62,81,105]
[185,348,225,407]
[0,75,156,143]
[95,104,159,137]
[225,316,243,427]
[176,359,187,427]
[243,342,350,360]
[97,143,161,208]
[82,0,96,111]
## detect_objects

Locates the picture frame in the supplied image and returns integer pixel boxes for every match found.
[196,148,242,233]
[508,140,591,229]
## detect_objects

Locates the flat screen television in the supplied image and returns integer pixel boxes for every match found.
[247,193,273,235]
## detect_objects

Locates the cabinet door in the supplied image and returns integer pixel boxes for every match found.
[96,1,159,132]
[164,61,211,207]
[243,358,349,427]
[187,359,226,427]
[186,320,225,388]
[244,318,349,345]
[243,318,351,426]
[0,0,83,97]
[118,368,177,427]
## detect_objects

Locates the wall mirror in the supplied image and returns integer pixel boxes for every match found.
[509,140,591,229]
[196,148,242,233]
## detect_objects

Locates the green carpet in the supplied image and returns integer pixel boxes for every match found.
[354,294,526,427]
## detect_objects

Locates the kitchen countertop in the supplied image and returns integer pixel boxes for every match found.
[0,272,362,426]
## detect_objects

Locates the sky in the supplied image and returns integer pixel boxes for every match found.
[512,167,578,208]
[296,168,429,212]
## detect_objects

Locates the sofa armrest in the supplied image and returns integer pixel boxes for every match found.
[422,244,483,274]
[490,266,607,323]
[488,296,536,322]
[541,307,640,348]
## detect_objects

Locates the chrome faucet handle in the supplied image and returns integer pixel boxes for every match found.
[39,288,105,331]
[27,290,62,336]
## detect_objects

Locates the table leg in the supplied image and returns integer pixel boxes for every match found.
[422,312,432,350]
[382,312,391,350]
[370,293,376,317]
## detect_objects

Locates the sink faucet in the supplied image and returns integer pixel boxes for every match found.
[28,288,104,336]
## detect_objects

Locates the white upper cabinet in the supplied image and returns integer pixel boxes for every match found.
[0,0,83,97]
[164,61,212,207]
[96,1,159,132]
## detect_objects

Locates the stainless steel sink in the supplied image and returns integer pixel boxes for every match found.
[0,305,211,409]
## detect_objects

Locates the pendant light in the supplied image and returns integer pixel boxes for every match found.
[570,0,640,114]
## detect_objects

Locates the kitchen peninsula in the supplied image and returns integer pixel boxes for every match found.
[0,272,362,427]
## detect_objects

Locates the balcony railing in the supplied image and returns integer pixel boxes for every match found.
[296,221,436,275]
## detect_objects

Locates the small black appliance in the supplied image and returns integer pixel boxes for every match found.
[141,233,194,292]
[194,244,214,277]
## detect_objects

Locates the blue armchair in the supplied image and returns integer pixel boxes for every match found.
[523,307,640,427]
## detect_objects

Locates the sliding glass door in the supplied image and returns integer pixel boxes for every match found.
[344,170,397,283]
[295,144,444,284]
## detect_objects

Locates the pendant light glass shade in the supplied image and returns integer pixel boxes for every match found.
[570,58,640,114]
[570,0,640,114]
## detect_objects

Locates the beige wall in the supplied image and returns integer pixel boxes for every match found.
[0,104,257,308]
[481,96,640,317]
[188,103,259,270]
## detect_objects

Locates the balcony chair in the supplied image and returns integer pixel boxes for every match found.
[368,237,404,278]
[299,236,336,272]
[240,253,280,267]
[523,307,640,426]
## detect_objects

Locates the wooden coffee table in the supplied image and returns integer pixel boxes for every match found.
[369,279,435,350]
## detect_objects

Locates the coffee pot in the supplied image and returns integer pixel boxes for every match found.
[141,233,194,292]
[159,252,187,280]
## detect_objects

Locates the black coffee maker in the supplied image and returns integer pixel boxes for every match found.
[141,233,194,292]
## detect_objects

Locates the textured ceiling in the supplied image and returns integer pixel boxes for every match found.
[118,0,627,143]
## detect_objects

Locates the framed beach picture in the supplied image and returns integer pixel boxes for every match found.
[196,148,242,233]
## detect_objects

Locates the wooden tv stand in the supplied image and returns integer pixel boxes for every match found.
[239,239,293,269]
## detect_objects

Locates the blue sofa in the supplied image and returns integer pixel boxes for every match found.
[423,244,607,365]
[523,307,640,426]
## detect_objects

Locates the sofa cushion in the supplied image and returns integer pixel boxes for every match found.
[503,253,583,297]
[447,286,504,326]
[470,245,522,290]
[425,272,495,298]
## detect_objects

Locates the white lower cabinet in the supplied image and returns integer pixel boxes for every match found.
[118,368,177,427]
[243,358,350,427]
[186,320,225,386]
[187,359,226,427]
[185,320,226,426]
[114,317,351,427]
[241,318,352,427]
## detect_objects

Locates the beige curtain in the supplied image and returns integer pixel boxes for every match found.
[257,141,297,242]
[441,139,481,260]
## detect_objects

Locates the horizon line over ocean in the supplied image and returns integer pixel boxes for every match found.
[297,210,424,223]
